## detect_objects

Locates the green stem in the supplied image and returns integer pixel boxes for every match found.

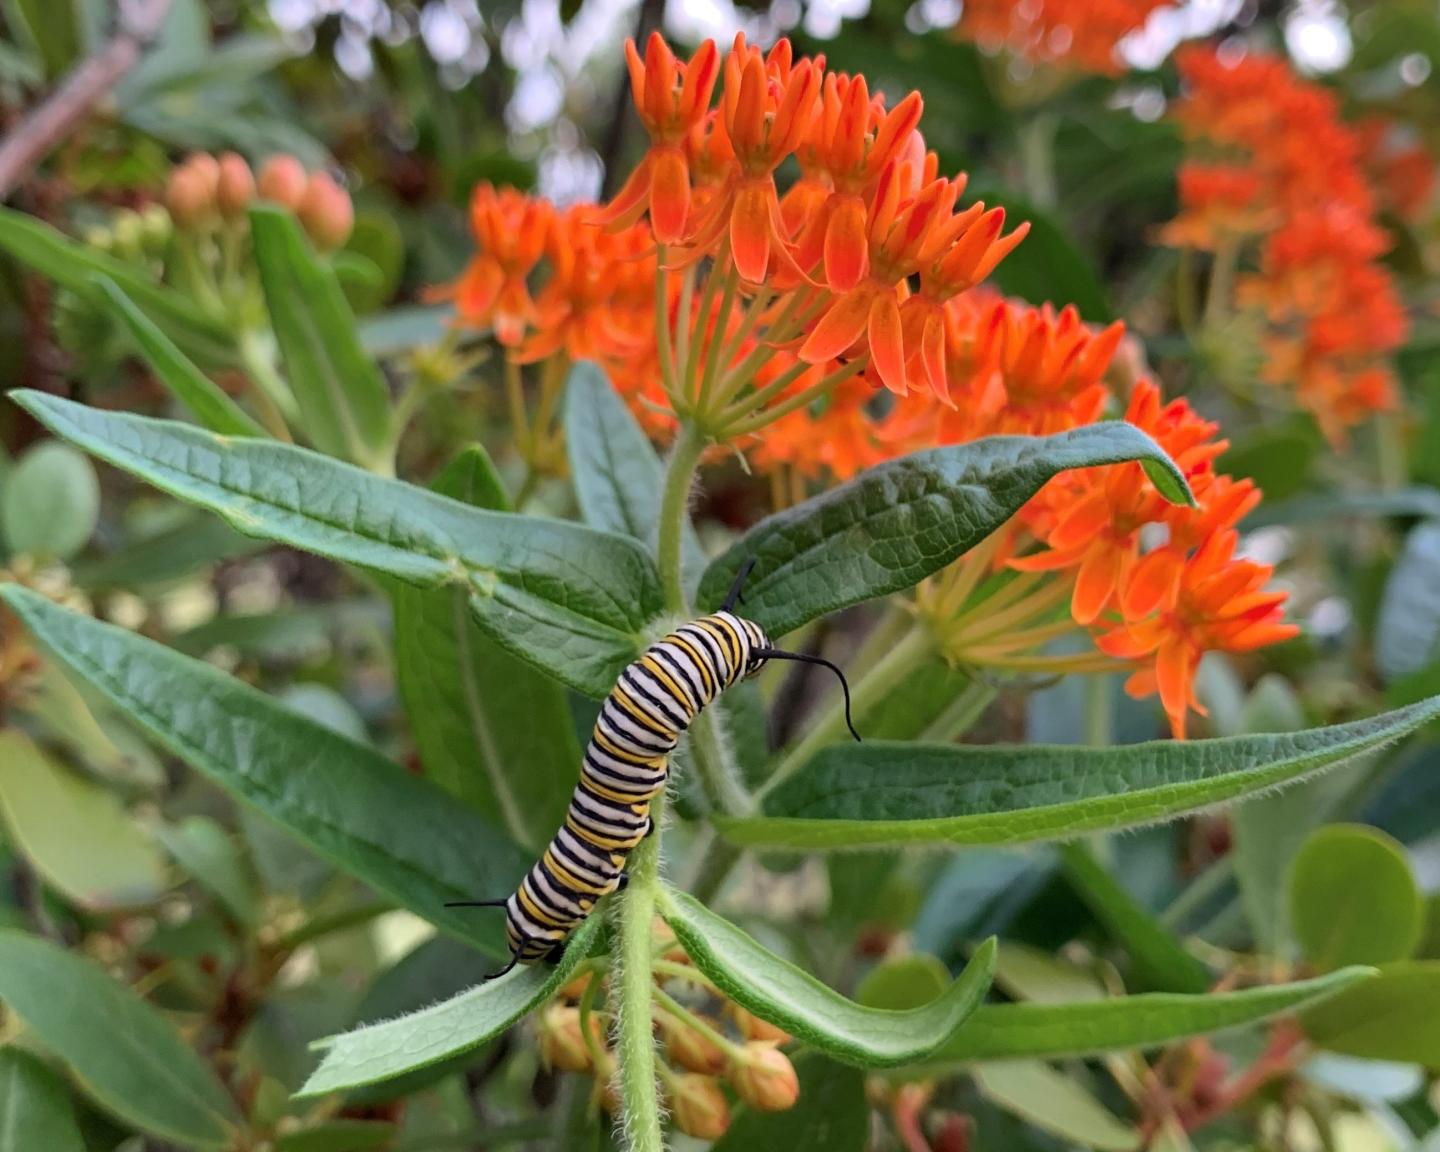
[1084,673,1113,750]
[1018,113,1059,211]
[615,799,665,1152]
[658,425,705,613]
[687,834,741,905]
[1375,410,1408,492]
[652,985,746,1060]
[920,671,997,742]
[760,624,934,801]
[237,329,300,432]
[1202,238,1238,329]
[1175,247,1199,339]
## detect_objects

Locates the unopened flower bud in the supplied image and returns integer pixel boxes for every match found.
[728,1004,791,1045]
[82,225,112,252]
[557,970,597,1002]
[166,165,214,229]
[538,1004,604,1073]
[257,154,309,210]
[659,1013,726,1075]
[140,204,172,250]
[111,210,144,260]
[217,152,256,220]
[298,171,353,251]
[593,1049,620,1114]
[669,1073,730,1140]
[728,1041,799,1111]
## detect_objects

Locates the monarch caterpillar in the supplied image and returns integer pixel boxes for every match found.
[446,560,860,978]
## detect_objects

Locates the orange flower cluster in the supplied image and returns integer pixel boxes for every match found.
[952,0,1166,75]
[1162,45,1410,442]
[443,33,1028,445]
[755,290,1295,738]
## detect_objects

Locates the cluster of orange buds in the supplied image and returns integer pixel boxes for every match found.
[440,33,1029,452]
[1161,45,1411,442]
[949,0,1167,75]
[535,919,799,1139]
[165,153,354,251]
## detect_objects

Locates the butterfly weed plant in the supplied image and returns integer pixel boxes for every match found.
[0,12,1439,1152]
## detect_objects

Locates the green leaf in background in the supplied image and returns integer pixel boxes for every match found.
[299,915,602,1097]
[974,1062,1139,1152]
[95,277,266,438]
[992,942,1106,1004]
[156,815,260,926]
[11,391,663,696]
[250,204,393,471]
[564,360,706,587]
[356,304,450,358]
[72,513,264,591]
[855,954,952,1010]
[0,586,532,959]
[0,207,235,367]
[971,189,1111,321]
[14,660,164,787]
[717,696,1440,849]
[0,1048,85,1152]
[393,444,577,850]
[0,931,240,1148]
[0,441,98,561]
[1246,485,1440,528]
[274,1119,397,1152]
[912,967,1372,1069]
[660,888,996,1068]
[1288,825,1422,970]
[1058,842,1210,994]
[1,0,82,80]
[696,423,1191,639]
[1302,962,1440,1064]
[0,731,168,909]
[711,1054,868,1152]
[1376,521,1440,684]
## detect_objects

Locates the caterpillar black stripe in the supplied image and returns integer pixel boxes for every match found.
[445,560,860,979]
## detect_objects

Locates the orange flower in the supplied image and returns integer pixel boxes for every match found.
[1159,165,1272,251]
[684,35,821,282]
[790,74,924,292]
[954,0,1168,75]
[1097,530,1299,739]
[438,184,552,346]
[602,34,720,243]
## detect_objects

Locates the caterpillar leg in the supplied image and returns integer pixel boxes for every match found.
[615,871,630,892]
[643,815,656,839]
[483,956,519,981]
[544,941,568,966]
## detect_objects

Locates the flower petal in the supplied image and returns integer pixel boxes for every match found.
[799,287,873,363]
[867,290,907,395]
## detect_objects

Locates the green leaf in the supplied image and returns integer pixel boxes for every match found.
[10,391,662,697]
[357,304,450,357]
[912,967,1373,1069]
[250,204,393,470]
[974,1062,1139,1152]
[0,586,531,959]
[1288,825,1423,970]
[1,0,82,80]
[298,915,602,1097]
[716,697,1440,849]
[992,942,1106,1004]
[564,360,705,587]
[94,277,265,438]
[1247,485,1440,528]
[1377,521,1440,683]
[711,1054,868,1152]
[274,1120,396,1152]
[393,445,578,850]
[856,954,951,1010]
[72,513,262,590]
[696,423,1191,639]
[156,816,260,926]
[0,1049,85,1152]
[0,441,98,560]
[659,888,996,1068]
[1059,842,1210,993]
[0,731,168,909]
[16,659,164,786]
[1302,962,1440,1064]
[0,930,240,1147]
[0,207,234,367]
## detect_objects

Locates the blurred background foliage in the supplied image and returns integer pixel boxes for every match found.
[0,1,1439,1151]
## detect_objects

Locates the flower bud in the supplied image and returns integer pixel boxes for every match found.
[659,1013,726,1075]
[298,171,354,251]
[216,152,256,220]
[257,154,308,210]
[728,1004,791,1045]
[82,225,112,251]
[557,970,597,1002]
[139,204,172,250]
[537,1004,604,1073]
[111,210,144,261]
[727,1041,799,1111]
[166,163,215,229]
[669,1074,730,1140]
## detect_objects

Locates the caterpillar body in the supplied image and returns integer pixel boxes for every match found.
[447,563,858,978]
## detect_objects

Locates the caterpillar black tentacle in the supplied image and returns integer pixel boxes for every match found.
[449,564,859,978]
